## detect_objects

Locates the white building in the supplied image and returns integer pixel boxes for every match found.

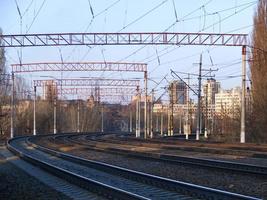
[42,80,58,101]
[215,87,241,118]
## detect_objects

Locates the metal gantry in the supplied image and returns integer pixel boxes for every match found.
[0,32,247,47]
[11,62,147,73]
[57,87,137,96]
[33,78,140,87]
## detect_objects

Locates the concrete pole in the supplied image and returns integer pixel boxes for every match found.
[150,89,154,138]
[136,94,139,137]
[156,114,159,132]
[53,97,57,134]
[101,105,104,133]
[161,105,163,136]
[77,100,80,133]
[240,46,246,143]
[144,71,148,139]
[185,73,190,139]
[138,91,141,137]
[129,106,132,133]
[170,83,174,136]
[33,85,36,136]
[136,86,140,137]
[179,114,182,134]
[147,98,150,137]
[167,106,170,136]
[136,96,139,137]
[10,72,14,138]
[204,84,208,138]
[196,54,202,140]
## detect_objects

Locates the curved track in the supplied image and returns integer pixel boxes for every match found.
[61,133,267,177]
[8,134,261,200]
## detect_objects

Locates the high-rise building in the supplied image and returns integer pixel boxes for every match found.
[42,80,58,101]
[169,81,187,104]
[203,78,220,105]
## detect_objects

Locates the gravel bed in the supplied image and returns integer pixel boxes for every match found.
[73,135,267,166]
[144,148,267,166]
[36,137,267,199]
[71,149,267,199]
[0,154,71,200]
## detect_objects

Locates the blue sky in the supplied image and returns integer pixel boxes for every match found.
[0,0,258,100]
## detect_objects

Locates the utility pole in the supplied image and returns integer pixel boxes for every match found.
[171,86,174,136]
[185,73,191,139]
[167,107,170,135]
[10,72,14,138]
[170,70,199,139]
[77,100,80,133]
[101,105,104,133]
[150,89,154,138]
[161,105,163,136]
[204,84,208,138]
[53,96,57,134]
[156,114,159,132]
[196,54,202,140]
[129,105,132,133]
[136,86,140,137]
[240,45,246,143]
[168,83,174,136]
[33,85,37,136]
[144,71,148,139]
[179,114,182,134]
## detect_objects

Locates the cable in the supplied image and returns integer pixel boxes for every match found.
[146,2,256,76]
[88,0,95,19]
[26,0,46,33]
[143,1,255,67]
[118,0,214,63]
[171,0,178,22]
[118,0,169,32]
[63,0,121,68]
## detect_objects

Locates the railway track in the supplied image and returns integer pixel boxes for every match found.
[91,134,267,158]
[7,135,260,200]
[61,133,267,177]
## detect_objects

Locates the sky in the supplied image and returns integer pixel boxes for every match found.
[0,0,259,101]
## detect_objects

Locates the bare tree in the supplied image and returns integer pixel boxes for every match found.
[250,0,267,142]
[0,29,11,138]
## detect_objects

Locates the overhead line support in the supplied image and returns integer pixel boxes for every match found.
[1,32,248,47]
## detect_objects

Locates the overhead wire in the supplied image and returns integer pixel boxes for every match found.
[150,2,255,64]
[146,1,257,77]
[26,0,47,33]
[63,0,121,62]
[118,0,169,32]
[171,0,178,22]
[144,1,255,65]
[117,0,214,64]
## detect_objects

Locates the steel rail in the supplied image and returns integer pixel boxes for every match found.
[7,136,149,200]
[24,134,260,200]
[65,134,267,177]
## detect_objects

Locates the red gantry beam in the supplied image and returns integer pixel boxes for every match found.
[11,62,147,73]
[58,87,137,96]
[33,78,140,87]
[0,32,247,47]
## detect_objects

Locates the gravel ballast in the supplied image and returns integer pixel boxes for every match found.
[0,154,71,200]
[35,136,267,199]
